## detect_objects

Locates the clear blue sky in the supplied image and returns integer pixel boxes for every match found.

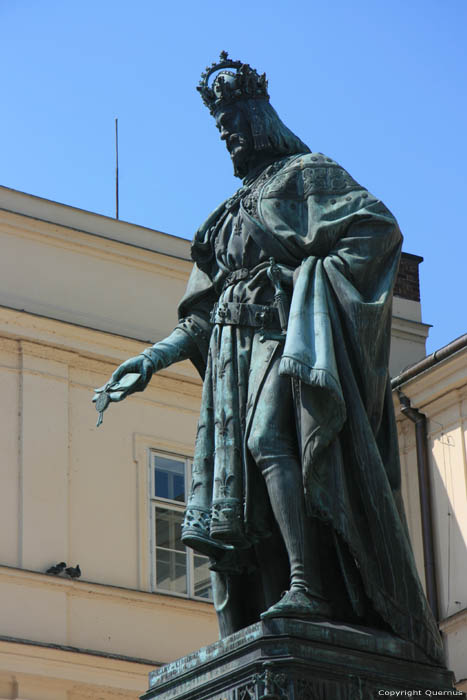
[1,0,465,353]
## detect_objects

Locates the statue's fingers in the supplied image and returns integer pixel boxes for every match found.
[110,366,125,383]
[109,390,126,402]
[94,383,109,393]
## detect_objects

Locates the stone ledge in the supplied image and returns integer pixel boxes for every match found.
[142,618,461,700]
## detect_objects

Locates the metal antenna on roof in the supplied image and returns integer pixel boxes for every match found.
[115,117,119,219]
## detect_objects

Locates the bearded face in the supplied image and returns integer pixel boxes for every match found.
[215,105,254,178]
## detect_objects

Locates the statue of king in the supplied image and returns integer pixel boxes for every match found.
[95,52,443,666]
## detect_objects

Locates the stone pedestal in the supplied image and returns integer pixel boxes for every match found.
[141,618,462,700]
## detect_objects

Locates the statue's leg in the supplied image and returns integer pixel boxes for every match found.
[247,353,332,619]
[210,533,291,635]
[210,570,249,637]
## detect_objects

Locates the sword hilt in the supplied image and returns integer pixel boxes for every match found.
[267,258,289,334]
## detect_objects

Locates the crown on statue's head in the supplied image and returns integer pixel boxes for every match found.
[197,51,269,115]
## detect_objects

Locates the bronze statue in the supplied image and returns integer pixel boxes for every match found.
[95,52,443,665]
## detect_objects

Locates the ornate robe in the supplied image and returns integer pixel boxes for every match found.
[177,152,443,665]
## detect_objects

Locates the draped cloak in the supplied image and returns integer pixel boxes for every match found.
[177,152,444,665]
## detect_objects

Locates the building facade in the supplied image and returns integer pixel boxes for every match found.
[0,185,463,698]
[393,336,467,692]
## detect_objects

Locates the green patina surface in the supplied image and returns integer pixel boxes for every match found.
[99,54,445,677]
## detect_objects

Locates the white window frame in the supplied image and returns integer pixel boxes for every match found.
[149,449,212,601]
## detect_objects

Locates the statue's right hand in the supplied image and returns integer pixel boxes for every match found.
[92,354,156,425]
[107,355,155,400]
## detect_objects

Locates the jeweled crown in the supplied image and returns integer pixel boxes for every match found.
[198,51,269,115]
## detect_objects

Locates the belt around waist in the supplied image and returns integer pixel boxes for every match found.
[210,301,280,328]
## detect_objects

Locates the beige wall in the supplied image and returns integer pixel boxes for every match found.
[394,346,467,690]
[0,309,218,699]
[0,190,218,699]
[0,185,458,698]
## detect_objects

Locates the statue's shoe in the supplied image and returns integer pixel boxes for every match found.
[261,588,332,621]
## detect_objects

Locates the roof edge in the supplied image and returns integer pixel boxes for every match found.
[0,185,192,260]
[392,334,467,389]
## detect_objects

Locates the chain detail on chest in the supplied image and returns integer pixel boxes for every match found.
[241,158,288,219]
[223,157,293,223]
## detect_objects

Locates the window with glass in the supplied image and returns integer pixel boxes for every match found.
[150,452,212,601]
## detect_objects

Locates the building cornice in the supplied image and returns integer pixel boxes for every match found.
[392,334,467,390]
[0,565,213,617]
[0,634,161,668]
[0,185,191,260]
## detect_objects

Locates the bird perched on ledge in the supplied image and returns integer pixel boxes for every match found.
[45,562,66,575]
[65,565,81,579]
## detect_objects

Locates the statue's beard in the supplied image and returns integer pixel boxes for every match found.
[226,134,254,178]
[231,152,251,178]
[226,132,275,179]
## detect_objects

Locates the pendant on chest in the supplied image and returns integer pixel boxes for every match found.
[232,216,242,236]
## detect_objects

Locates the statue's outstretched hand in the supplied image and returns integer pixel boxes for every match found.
[108,355,155,399]
[92,328,193,427]
[92,354,156,426]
